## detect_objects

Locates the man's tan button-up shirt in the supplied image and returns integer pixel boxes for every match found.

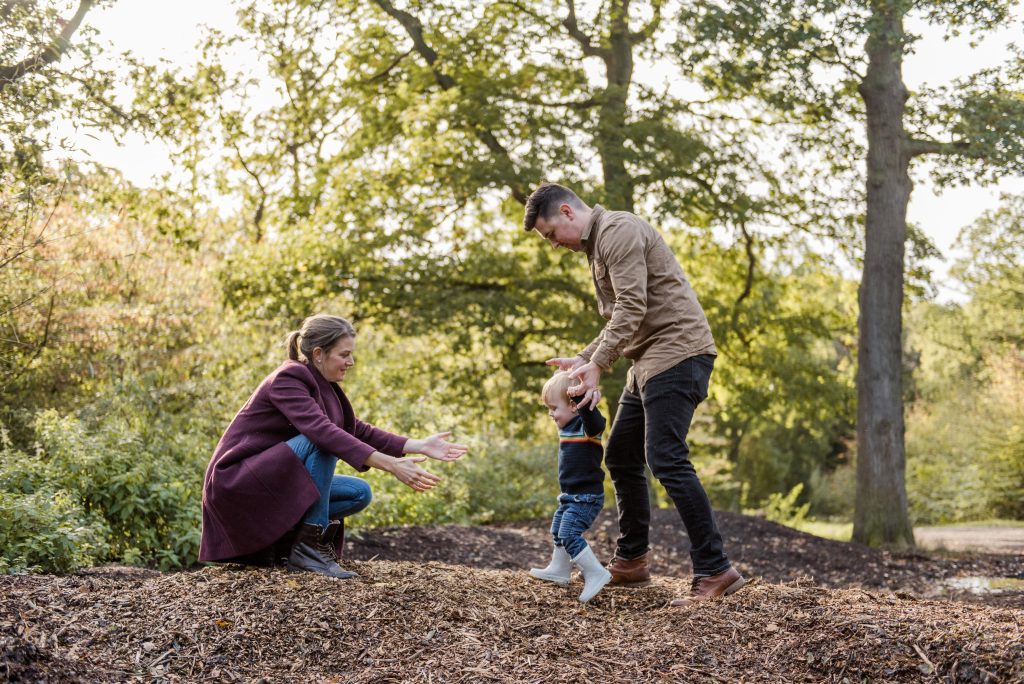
[578,205,717,392]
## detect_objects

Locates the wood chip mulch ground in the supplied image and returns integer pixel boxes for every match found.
[3,511,1022,683]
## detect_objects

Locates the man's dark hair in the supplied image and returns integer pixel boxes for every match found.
[523,183,584,231]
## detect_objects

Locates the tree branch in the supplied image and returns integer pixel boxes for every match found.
[362,47,413,83]
[906,137,974,158]
[371,0,530,204]
[371,0,455,89]
[562,0,609,58]
[500,92,598,109]
[0,0,94,92]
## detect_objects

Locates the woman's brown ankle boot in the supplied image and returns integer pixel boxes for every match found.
[286,522,357,579]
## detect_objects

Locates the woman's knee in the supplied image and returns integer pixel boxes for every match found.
[351,479,373,510]
[329,476,373,517]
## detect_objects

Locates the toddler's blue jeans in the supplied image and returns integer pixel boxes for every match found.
[550,492,604,558]
[287,434,372,528]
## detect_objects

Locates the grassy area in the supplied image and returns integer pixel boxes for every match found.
[916,519,1024,529]
[783,518,1024,543]
[790,520,853,541]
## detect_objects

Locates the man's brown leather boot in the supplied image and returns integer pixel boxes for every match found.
[606,551,652,587]
[670,566,745,607]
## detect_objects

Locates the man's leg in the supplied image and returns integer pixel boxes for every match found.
[642,355,729,576]
[604,387,650,560]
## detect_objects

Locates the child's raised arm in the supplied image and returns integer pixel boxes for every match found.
[571,394,607,438]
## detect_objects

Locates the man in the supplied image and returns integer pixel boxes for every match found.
[524,182,744,607]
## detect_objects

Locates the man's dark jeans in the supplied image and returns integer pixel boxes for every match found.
[605,354,730,576]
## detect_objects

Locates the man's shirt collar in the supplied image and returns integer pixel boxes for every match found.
[582,204,604,253]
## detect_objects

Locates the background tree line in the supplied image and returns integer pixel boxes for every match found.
[1,0,1021,572]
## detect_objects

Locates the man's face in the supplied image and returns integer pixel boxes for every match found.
[533,204,584,252]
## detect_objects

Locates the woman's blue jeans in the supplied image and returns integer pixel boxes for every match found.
[286,434,372,528]
[550,492,604,558]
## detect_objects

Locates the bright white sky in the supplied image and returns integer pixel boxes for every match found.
[72,1,1024,301]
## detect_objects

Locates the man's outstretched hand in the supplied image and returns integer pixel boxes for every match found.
[568,360,602,409]
[544,356,585,372]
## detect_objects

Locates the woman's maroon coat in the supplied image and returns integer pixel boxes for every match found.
[199,360,407,562]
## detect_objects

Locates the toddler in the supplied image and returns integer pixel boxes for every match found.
[529,370,611,602]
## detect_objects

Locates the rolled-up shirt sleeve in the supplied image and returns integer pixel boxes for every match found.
[268,370,377,471]
[578,333,604,363]
[590,224,649,370]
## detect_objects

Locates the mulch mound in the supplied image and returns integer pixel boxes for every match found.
[2,562,1021,683]
[349,509,1024,608]
[3,511,1022,682]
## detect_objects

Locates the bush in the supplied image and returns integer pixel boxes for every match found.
[350,436,560,530]
[807,463,855,519]
[0,397,209,573]
[906,352,1024,524]
[0,488,110,574]
[758,483,811,528]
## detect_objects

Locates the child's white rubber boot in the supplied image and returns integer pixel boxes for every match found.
[573,546,612,603]
[529,545,572,586]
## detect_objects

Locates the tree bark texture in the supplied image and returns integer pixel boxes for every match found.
[852,1,915,548]
[597,0,635,212]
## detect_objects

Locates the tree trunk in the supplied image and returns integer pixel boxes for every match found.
[596,0,635,212]
[852,1,915,548]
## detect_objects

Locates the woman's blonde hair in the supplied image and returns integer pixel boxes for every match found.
[541,370,574,406]
[285,314,356,362]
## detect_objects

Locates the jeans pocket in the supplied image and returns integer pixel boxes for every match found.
[692,360,708,403]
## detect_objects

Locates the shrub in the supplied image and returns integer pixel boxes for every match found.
[350,436,559,530]
[759,483,811,528]
[0,488,110,574]
[0,397,209,573]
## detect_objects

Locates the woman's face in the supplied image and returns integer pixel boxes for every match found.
[315,336,355,383]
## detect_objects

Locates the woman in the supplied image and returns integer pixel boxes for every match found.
[199,314,467,578]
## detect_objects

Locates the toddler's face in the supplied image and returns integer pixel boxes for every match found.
[545,396,577,428]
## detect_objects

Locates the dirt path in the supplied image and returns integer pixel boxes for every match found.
[915,526,1024,554]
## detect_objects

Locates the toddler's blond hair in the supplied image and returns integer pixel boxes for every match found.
[541,370,575,406]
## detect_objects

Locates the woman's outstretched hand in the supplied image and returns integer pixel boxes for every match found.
[406,432,469,462]
[390,455,442,492]
[366,452,442,492]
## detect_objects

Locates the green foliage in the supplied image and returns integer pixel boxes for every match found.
[0,483,110,574]
[0,402,207,572]
[352,439,559,530]
[758,483,811,528]
[904,197,1024,523]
